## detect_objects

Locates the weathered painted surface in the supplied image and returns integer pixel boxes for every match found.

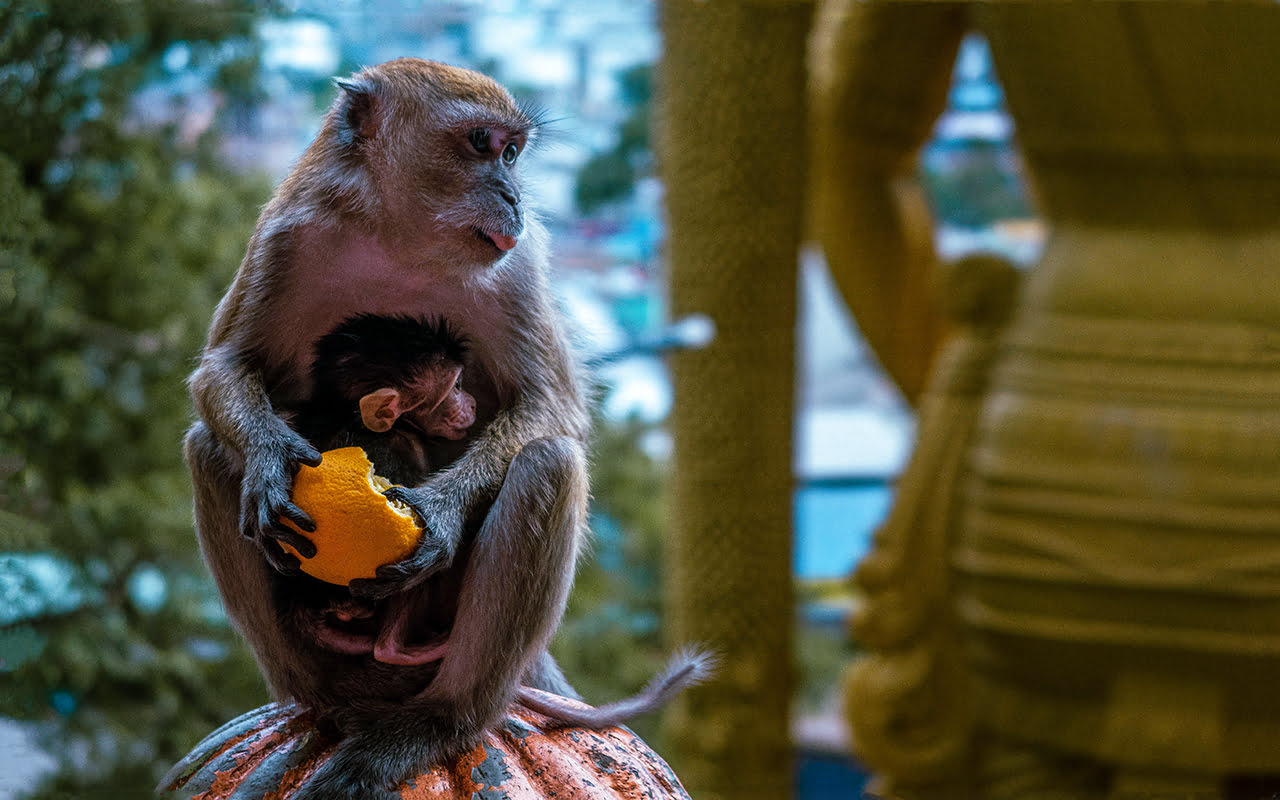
[159,690,692,800]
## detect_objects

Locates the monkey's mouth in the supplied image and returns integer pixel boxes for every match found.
[474,227,518,253]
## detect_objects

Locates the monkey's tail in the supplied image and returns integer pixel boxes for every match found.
[515,647,716,729]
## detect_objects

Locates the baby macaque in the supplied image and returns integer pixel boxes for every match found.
[295,313,476,486]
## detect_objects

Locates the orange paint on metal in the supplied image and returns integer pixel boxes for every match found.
[185,710,320,800]
[161,691,691,800]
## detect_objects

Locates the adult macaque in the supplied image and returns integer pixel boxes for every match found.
[184,59,704,798]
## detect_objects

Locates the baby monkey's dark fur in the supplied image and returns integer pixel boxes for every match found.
[280,313,474,670]
[181,58,707,800]
[297,313,474,486]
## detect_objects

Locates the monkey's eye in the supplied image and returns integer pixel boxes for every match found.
[468,128,491,154]
[501,142,519,165]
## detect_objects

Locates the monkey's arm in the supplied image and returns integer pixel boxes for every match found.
[185,421,315,700]
[189,338,321,570]
[373,388,584,588]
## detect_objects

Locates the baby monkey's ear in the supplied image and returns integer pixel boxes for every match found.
[358,387,403,433]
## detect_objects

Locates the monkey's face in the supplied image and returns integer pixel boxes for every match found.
[382,108,531,267]
[337,59,536,269]
[446,122,529,259]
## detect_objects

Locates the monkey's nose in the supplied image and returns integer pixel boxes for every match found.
[498,187,519,208]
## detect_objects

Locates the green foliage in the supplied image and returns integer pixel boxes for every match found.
[795,582,861,715]
[574,150,638,217]
[553,413,671,744]
[0,0,273,794]
[574,64,653,216]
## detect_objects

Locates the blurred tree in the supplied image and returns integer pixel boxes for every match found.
[562,58,677,743]
[574,63,652,215]
[552,412,672,746]
[0,1,275,795]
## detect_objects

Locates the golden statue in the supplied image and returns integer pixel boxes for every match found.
[811,3,1280,799]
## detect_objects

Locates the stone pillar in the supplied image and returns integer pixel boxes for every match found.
[657,3,812,799]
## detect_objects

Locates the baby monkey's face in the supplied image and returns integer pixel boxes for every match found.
[357,361,475,442]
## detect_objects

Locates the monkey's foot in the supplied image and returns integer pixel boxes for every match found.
[309,583,453,663]
[310,602,380,656]
[373,635,448,666]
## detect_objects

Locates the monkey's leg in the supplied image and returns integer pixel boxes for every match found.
[185,422,313,702]
[522,649,581,699]
[295,436,586,800]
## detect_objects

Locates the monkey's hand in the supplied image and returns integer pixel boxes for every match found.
[349,483,461,599]
[239,432,323,574]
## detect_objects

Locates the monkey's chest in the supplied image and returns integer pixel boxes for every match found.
[266,266,505,403]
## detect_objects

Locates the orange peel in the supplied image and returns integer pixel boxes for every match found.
[279,446,422,585]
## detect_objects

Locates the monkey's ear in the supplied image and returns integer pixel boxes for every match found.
[359,388,401,433]
[333,75,380,147]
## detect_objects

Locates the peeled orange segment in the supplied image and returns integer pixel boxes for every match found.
[279,447,422,586]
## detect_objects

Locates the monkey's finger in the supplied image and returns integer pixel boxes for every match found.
[347,576,397,600]
[381,485,414,505]
[263,541,303,575]
[382,487,430,524]
[238,506,273,541]
[375,561,413,581]
[268,523,318,559]
[277,501,317,534]
[348,559,426,599]
[293,442,323,468]
[271,558,303,577]
[383,543,450,580]
[346,578,378,599]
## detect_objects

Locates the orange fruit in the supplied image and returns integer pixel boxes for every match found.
[279,447,422,585]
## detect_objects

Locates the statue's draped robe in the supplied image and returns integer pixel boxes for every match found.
[814,3,1280,798]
